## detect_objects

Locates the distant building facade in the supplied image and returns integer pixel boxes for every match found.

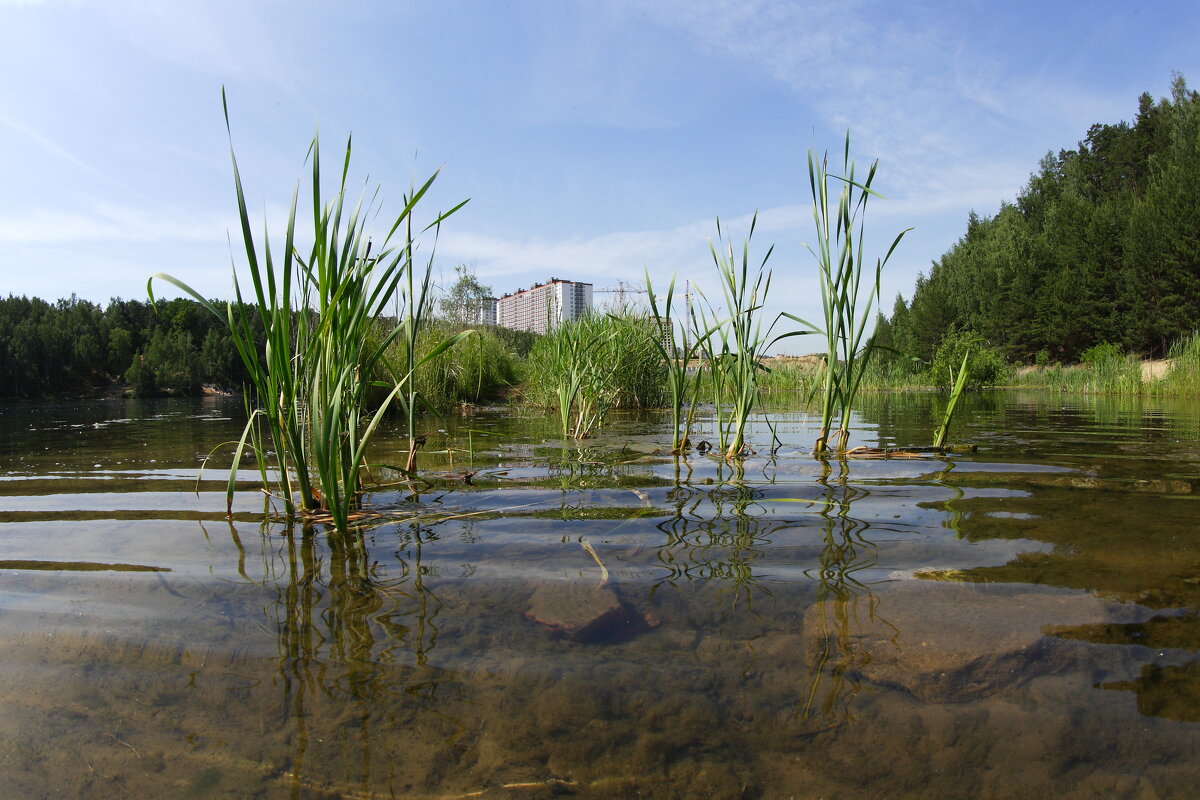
[496,278,592,334]
[477,296,497,326]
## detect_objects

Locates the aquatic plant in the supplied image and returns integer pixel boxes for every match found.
[933,349,970,450]
[150,93,467,529]
[704,214,780,459]
[643,272,719,452]
[524,312,666,438]
[787,134,909,454]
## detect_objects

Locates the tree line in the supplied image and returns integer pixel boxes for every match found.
[876,74,1200,367]
[0,289,540,401]
[0,295,259,399]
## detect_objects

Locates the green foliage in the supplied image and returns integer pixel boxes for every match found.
[0,293,260,398]
[1080,342,1123,365]
[523,313,666,437]
[126,329,201,396]
[929,329,1008,389]
[886,75,1200,364]
[150,93,467,530]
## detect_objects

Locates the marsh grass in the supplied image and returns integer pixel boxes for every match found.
[644,272,719,452]
[151,94,467,530]
[707,215,779,458]
[1158,332,1200,395]
[523,313,666,438]
[1018,343,1143,395]
[787,134,909,455]
[376,321,518,411]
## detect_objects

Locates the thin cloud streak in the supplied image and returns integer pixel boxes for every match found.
[0,116,146,198]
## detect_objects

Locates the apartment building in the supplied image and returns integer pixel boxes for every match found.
[496,278,592,334]
[477,296,497,327]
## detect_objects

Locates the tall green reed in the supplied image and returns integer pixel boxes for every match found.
[788,134,909,455]
[705,214,780,459]
[643,271,719,453]
[378,320,516,410]
[933,350,969,449]
[151,94,466,530]
[524,312,665,438]
[1158,331,1200,395]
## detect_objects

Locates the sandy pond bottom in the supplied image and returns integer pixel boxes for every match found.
[1,395,1200,798]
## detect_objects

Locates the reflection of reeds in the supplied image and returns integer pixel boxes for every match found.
[655,481,774,610]
[801,472,889,721]
[228,518,449,794]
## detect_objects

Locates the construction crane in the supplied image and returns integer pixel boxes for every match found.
[594,279,648,309]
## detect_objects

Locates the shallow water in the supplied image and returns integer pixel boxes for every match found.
[1,392,1198,799]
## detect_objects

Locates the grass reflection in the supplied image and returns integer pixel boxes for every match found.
[654,480,772,611]
[220,518,451,797]
[802,464,888,720]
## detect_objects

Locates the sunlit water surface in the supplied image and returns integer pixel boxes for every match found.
[1,392,1198,799]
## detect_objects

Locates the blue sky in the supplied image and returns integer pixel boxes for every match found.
[1,0,1196,351]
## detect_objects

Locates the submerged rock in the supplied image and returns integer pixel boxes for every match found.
[802,582,1114,701]
[525,580,630,643]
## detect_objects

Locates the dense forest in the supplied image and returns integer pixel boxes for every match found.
[0,294,258,399]
[0,293,539,401]
[876,74,1200,366]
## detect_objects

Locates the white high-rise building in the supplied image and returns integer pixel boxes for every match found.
[477,296,497,326]
[496,278,592,334]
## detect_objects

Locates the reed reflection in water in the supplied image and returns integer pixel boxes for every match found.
[220,517,455,796]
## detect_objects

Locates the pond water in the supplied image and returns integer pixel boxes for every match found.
[1,392,1198,799]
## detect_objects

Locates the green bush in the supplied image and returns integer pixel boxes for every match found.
[1080,342,1123,366]
[929,329,1008,389]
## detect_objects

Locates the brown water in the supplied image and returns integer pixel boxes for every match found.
[0,392,1198,799]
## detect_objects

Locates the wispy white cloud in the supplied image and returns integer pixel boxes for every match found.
[616,0,1117,208]
[0,116,145,198]
[0,202,271,246]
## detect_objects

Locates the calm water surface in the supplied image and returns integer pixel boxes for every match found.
[0,392,1198,799]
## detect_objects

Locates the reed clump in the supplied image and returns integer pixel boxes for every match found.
[375,321,519,411]
[151,93,467,530]
[787,134,909,454]
[643,272,716,453]
[1157,332,1200,395]
[1018,343,1143,395]
[696,214,788,458]
[522,313,666,438]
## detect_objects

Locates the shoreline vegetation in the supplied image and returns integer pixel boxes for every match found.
[0,293,1196,404]
[0,77,1194,417]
